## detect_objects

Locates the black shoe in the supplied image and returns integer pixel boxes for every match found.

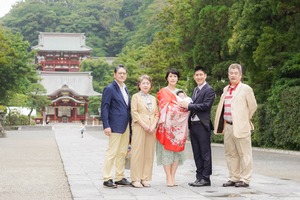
[115,178,131,186]
[222,180,237,187]
[235,181,249,187]
[103,179,117,188]
[191,179,211,187]
[188,179,200,186]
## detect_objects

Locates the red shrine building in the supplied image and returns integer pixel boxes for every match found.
[32,32,100,123]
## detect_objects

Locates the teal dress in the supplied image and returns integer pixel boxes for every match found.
[156,141,186,166]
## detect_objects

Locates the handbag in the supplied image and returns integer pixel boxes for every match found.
[125,145,131,170]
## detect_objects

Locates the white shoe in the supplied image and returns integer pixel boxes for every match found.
[131,181,143,188]
[141,180,151,187]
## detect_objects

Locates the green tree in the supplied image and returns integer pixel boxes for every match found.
[80,58,112,92]
[26,83,51,125]
[114,45,144,95]
[0,26,36,104]
[1,0,126,56]
[80,58,112,114]
[124,0,164,47]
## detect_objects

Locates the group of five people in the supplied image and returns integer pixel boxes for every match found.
[100,63,257,189]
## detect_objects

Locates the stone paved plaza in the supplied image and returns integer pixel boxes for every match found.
[0,124,299,200]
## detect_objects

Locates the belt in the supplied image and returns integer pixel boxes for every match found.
[190,121,202,125]
[226,121,233,125]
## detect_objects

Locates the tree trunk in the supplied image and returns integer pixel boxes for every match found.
[28,108,33,125]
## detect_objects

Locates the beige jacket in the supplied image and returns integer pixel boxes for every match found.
[131,92,159,133]
[214,83,257,138]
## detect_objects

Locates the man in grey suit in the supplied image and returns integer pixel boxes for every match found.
[214,63,257,187]
[178,66,215,187]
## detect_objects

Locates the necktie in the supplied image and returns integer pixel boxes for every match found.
[192,87,200,101]
[191,87,199,119]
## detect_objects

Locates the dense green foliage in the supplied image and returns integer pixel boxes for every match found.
[1,0,144,56]
[80,58,113,112]
[0,27,36,104]
[25,83,51,124]
[1,0,300,150]
[5,111,32,126]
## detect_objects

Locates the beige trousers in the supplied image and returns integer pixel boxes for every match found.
[224,124,253,184]
[130,129,156,182]
[103,124,130,181]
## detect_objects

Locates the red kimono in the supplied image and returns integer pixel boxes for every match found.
[156,87,189,152]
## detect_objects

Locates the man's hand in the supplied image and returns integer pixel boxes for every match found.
[178,100,189,109]
[104,127,112,136]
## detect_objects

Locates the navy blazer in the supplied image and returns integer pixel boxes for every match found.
[101,81,131,133]
[188,83,215,131]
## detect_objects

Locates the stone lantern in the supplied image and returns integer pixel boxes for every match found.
[0,110,5,137]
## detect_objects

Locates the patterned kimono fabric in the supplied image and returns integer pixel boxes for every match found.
[156,88,189,152]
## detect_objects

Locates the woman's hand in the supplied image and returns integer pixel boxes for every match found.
[143,125,150,132]
[149,123,157,133]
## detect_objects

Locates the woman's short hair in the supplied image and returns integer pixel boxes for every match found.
[165,68,180,81]
[137,74,152,90]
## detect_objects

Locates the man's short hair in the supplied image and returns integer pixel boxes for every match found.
[114,64,127,73]
[194,66,207,74]
[228,63,242,74]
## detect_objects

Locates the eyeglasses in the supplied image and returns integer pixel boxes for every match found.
[228,72,240,76]
[117,72,127,75]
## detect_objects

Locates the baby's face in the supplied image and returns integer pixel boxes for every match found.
[178,93,186,99]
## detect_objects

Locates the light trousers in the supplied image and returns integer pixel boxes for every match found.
[130,128,156,182]
[224,124,253,184]
[103,124,130,181]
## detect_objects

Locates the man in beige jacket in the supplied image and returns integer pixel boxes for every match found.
[214,63,257,187]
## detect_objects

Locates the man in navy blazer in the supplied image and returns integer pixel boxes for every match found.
[101,64,131,188]
[178,66,215,187]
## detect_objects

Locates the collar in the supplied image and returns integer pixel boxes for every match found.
[228,82,240,95]
[197,82,207,91]
[140,91,149,97]
[114,79,126,89]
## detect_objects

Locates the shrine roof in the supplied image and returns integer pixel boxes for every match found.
[32,32,92,52]
[38,71,101,96]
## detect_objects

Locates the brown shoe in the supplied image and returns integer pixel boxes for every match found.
[222,180,237,187]
[235,181,249,187]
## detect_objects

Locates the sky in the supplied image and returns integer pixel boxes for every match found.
[0,0,20,18]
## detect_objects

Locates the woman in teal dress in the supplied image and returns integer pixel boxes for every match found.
[156,68,189,187]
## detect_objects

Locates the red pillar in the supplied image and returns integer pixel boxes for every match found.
[85,102,88,123]
[54,107,57,122]
[74,107,77,122]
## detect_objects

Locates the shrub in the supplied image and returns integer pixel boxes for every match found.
[272,86,300,150]
[5,111,31,126]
